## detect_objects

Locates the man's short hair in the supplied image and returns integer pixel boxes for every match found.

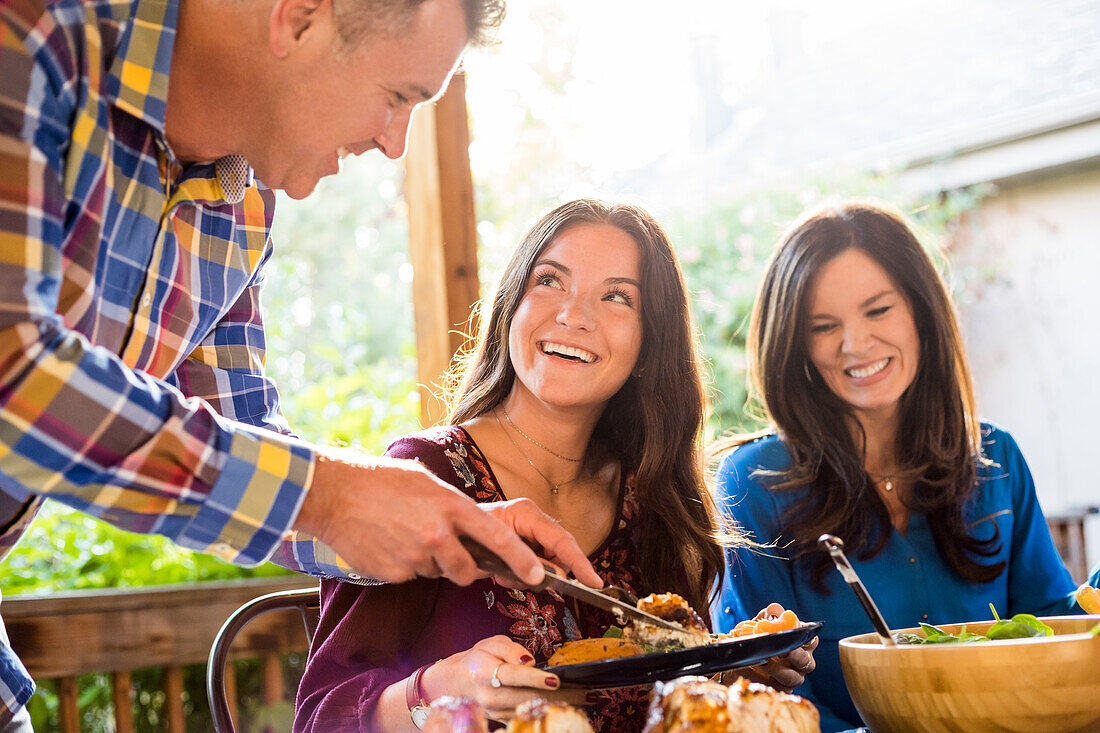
[333,0,505,49]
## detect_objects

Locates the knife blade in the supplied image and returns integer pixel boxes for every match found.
[459,537,687,633]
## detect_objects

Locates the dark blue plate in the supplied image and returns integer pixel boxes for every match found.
[543,622,822,689]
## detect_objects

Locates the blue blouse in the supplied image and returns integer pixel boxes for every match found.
[710,424,1095,732]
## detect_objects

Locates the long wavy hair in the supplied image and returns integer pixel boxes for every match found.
[713,200,1002,592]
[446,199,732,613]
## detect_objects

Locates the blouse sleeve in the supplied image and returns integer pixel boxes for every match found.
[293,576,441,731]
[293,433,465,731]
[711,448,801,627]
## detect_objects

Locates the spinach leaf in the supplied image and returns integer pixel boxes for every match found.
[905,606,1054,644]
[987,614,1053,640]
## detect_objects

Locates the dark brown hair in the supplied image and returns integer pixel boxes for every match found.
[333,0,505,49]
[447,199,733,613]
[714,200,1002,591]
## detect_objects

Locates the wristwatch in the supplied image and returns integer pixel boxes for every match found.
[406,663,433,729]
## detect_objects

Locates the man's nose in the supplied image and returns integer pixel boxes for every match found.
[375,108,414,160]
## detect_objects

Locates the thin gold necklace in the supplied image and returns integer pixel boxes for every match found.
[494,410,582,495]
[869,471,897,492]
[500,405,581,463]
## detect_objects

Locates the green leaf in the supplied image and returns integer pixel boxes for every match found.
[1009,614,1054,636]
[892,633,926,645]
[918,623,964,643]
[986,617,1049,640]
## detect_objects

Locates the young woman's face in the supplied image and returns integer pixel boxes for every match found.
[805,247,921,423]
[508,223,643,412]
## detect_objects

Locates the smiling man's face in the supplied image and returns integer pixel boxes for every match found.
[250,0,468,199]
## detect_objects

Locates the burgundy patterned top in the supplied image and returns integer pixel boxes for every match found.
[294,426,653,732]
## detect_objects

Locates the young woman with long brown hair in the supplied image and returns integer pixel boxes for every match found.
[710,199,1099,732]
[294,199,815,732]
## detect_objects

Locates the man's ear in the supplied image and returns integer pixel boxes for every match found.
[268,0,333,59]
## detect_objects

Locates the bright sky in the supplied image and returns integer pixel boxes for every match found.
[462,0,940,177]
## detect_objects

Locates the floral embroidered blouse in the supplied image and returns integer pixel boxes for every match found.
[294,426,652,732]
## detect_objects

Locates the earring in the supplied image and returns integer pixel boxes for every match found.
[632,367,644,378]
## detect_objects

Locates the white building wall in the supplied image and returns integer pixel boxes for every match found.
[951,165,1100,567]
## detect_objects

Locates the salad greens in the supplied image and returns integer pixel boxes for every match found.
[893,603,1054,645]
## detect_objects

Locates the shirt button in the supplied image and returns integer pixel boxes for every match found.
[923,614,929,620]
[909,557,916,563]
[214,543,231,554]
[725,607,734,615]
[348,572,362,580]
[142,292,152,308]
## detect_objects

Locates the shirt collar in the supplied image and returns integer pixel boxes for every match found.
[106,0,178,133]
[106,0,257,207]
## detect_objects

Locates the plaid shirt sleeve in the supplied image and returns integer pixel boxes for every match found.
[174,243,295,436]
[0,4,314,569]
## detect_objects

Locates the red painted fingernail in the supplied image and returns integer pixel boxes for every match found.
[545,676,559,688]
[519,655,534,664]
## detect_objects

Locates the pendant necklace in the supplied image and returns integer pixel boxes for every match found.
[870,471,896,492]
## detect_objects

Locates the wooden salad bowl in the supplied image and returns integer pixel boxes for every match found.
[839,615,1100,732]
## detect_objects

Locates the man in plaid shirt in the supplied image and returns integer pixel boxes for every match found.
[0,0,600,725]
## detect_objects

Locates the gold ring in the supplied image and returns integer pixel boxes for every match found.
[490,662,504,688]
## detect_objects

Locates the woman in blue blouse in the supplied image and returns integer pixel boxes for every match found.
[710,200,1099,732]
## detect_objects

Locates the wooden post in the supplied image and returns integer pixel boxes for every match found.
[58,676,79,733]
[112,670,134,733]
[224,663,239,731]
[405,72,481,427]
[262,652,283,704]
[163,665,184,731]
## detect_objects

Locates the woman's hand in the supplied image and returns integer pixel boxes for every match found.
[737,635,818,691]
[422,636,588,721]
[725,603,819,691]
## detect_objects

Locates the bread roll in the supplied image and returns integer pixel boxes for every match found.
[643,675,820,732]
[505,699,595,733]
[423,696,490,733]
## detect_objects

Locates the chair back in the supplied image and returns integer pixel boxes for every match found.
[206,587,321,733]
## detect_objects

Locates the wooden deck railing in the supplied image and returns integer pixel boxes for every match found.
[5,576,317,732]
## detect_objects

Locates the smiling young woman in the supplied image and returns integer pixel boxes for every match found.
[293,200,820,733]
[708,199,1097,733]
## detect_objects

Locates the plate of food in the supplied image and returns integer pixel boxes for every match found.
[543,593,822,689]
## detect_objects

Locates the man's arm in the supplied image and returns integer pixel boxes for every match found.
[0,16,313,566]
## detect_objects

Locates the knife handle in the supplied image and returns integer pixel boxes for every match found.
[459,536,550,590]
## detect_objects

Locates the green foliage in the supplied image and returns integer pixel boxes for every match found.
[1,503,294,596]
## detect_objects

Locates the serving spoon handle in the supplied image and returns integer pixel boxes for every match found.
[818,533,896,646]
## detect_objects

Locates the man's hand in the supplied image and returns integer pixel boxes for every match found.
[293,447,600,587]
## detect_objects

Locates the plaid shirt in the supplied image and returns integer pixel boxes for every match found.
[0,0,333,716]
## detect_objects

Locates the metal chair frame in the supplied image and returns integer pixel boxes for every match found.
[206,587,320,733]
